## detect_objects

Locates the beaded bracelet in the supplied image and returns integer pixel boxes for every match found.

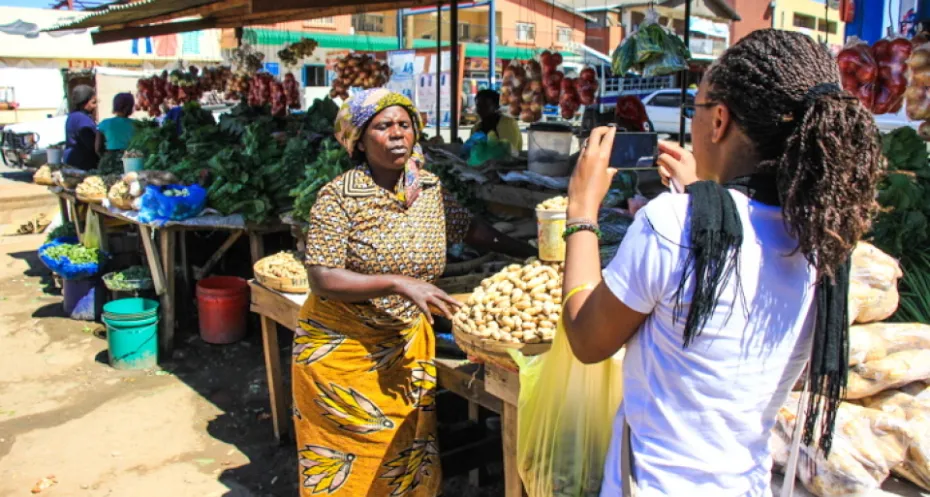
[566,217,598,228]
[562,223,602,240]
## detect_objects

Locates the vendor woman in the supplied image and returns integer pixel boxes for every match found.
[295,88,533,496]
[63,85,99,171]
[562,30,882,496]
[96,93,137,174]
[472,89,523,151]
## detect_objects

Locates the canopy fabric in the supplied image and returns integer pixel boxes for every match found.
[247,28,576,59]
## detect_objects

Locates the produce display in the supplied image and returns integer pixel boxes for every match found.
[771,395,911,497]
[33,164,55,186]
[838,36,912,115]
[75,176,107,200]
[454,259,564,344]
[537,196,568,211]
[107,179,134,210]
[907,41,930,138]
[45,222,75,243]
[849,241,903,324]
[43,244,100,264]
[499,54,598,122]
[254,251,308,293]
[52,167,89,190]
[541,51,564,105]
[103,266,153,291]
[278,38,319,67]
[162,187,190,198]
[125,95,345,223]
[135,66,230,117]
[611,12,691,78]
[329,53,390,100]
[862,389,930,490]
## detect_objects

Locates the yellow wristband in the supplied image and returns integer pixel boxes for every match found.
[562,283,595,309]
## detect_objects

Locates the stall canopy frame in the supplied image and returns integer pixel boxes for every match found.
[47,0,443,44]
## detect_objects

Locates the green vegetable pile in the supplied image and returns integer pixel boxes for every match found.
[46,222,76,242]
[870,127,930,323]
[290,137,353,222]
[43,244,101,264]
[104,266,153,291]
[611,21,691,77]
[126,97,347,223]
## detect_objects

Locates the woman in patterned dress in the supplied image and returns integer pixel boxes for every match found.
[294,89,533,497]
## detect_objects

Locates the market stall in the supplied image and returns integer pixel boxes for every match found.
[47,187,287,351]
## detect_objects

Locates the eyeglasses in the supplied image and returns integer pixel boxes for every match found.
[683,101,718,119]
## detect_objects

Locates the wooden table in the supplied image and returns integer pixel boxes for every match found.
[248,281,527,497]
[52,190,288,352]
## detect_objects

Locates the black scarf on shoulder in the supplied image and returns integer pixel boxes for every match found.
[679,176,849,455]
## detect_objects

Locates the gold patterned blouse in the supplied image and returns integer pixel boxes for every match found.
[304,166,473,328]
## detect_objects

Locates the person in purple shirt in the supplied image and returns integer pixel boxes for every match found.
[63,85,99,171]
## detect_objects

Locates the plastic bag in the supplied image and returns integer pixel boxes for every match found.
[872,35,912,115]
[467,134,511,167]
[611,10,689,77]
[849,242,902,324]
[137,184,207,224]
[861,389,930,490]
[849,323,930,366]
[847,349,930,399]
[771,395,911,497]
[38,237,105,280]
[838,37,879,110]
[907,42,930,120]
[83,209,101,250]
[511,320,624,497]
[70,287,96,321]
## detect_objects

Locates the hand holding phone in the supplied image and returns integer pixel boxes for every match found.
[608,132,659,170]
[657,140,698,193]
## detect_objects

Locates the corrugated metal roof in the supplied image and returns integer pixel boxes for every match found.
[49,0,216,31]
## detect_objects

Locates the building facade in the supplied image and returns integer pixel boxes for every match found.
[726,0,774,42]
[772,0,846,52]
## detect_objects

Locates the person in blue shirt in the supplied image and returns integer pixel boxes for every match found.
[63,85,99,171]
[96,93,137,174]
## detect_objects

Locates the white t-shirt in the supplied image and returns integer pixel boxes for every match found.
[599,191,816,497]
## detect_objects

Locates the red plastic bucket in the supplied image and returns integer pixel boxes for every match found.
[196,276,249,344]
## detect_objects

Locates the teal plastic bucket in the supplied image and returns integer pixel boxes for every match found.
[104,315,159,370]
[103,298,159,321]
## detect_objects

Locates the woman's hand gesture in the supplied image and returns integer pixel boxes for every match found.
[568,126,618,219]
[393,277,461,324]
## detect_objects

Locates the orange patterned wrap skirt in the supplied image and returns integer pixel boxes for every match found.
[292,295,440,497]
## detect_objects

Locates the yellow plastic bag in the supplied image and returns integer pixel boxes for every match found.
[82,209,101,250]
[511,319,625,497]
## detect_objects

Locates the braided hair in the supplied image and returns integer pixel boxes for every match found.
[705,30,884,455]
[707,29,882,278]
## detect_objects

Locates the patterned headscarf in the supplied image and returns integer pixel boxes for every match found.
[334,88,425,207]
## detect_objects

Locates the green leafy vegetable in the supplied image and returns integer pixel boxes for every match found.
[290,137,353,221]
[42,244,100,264]
[46,222,76,242]
[871,127,930,261]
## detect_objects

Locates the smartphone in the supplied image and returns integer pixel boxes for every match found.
[608,132,659,170]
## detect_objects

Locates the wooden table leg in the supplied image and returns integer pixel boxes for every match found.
[58,196,70,224]
[261,314,289,443]
[469,401,484,488]
[159,230,177,353]
[248,231,266,264]
[502,402,526,497]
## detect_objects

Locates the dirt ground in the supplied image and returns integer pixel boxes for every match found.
[0,233,501,497]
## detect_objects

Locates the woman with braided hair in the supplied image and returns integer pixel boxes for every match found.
[560,29,883,496]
